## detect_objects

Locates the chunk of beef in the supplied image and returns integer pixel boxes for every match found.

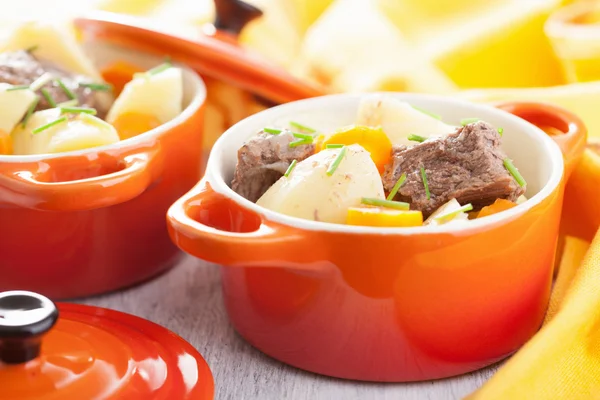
[232,130,315,202]
[0,50,107,118]
[382,121,525,217]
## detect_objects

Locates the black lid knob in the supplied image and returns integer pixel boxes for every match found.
[0,291,58,364]
[213,0,263,35]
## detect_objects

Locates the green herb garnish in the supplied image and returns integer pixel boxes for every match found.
[6,85,30,91]
[460,118,480,126]
[387,172,407,201]
[32,116,67,134]
[289,132,314,147]
[408,134,427,143]
[326,144,344,149]
[326,146,347,176]
[289,121,316,133]
[289,139,311,147]
[146,61,172,76]
[504,158,527,187]
[420,166,431,200]
[411,105,441,120]
[57,99,78,107]
[284,160,297,177]
[22,96,39,127]
[40,88,56,107]
[498,127,504,136]
[60,106,97,116]
[26,45,38,53]
[56,79,76,100]
[361,197,410,210]
[264,127,282,135]
[29,72,53,92]
[435,203,473,222]
[80,82,113,91]
[292,132,313,141]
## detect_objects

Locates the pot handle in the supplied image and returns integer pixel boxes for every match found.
[494,101,587,179]
[0,143,162,212]
[167,180,323,267]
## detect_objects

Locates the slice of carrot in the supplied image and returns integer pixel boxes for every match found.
[0,129,12,155]
[321,125,392,172]
[347,207,423,227]
[111,112,161,140]
[477,198,517,219]
[101,61,144,95]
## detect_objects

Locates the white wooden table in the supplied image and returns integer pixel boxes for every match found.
[81,255,500,400]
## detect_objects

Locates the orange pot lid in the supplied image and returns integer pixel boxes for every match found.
[0,291,214,400]
[73,0,325,104]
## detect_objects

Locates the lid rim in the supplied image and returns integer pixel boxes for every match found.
[74,12,325,104]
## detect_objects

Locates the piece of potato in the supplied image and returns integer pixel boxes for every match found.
[11,108,119,155]
[356,94,456,145]
[424,198,470,226]
[106,67,183,125]
[0,21,101,79]
[0,84,37,134]
[257,144,384,224]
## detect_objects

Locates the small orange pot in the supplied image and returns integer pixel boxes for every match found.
[0,43,206,300]
[168,94,586,381]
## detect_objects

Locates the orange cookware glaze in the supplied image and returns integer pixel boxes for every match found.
[0,64,206,299]
[0,0,323,299]
[0,291,214,399]
[167,97,586,382]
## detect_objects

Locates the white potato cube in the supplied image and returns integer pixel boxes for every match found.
[257,144,384,224]
[106,67,183,125]
[356,95,456,145]
[12,109,119,155]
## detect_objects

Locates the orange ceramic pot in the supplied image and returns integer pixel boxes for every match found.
[168,94,586,382]
[0,43,206,300]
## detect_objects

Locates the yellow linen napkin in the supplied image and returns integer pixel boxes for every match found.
[469,148,600,398]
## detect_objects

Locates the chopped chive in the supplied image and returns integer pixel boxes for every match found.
[420,166,431,200]
[284,160,297,177]
[326,146,347,176]
[460,117,480,126]
[292,132,313,141]
[289,121,316,133]
[56,79,76,100]
[436,203,474,222]
[60,106,97,115]
[57,99,78,107]
[411,104,441,120]
[498,127,504,136]
[146,62,172,76]
[6,85,30,91]
[40,88,56,107]
[289,139,311,147]
[264,127,282,135]
[504,158,527,187]
[26,45,38,53]
[29,72,53,92]
[22,96,39,127]
[408,134,427,143]
[326,144,344,149]
[387,172,407,201]
[80,82,113,91]
[32,116,67,134]
[361,197,410,210]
